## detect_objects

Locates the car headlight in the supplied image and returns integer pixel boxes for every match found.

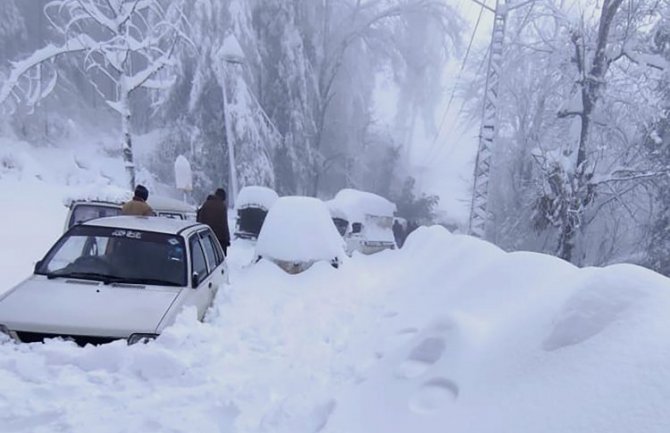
[127,333,158,345]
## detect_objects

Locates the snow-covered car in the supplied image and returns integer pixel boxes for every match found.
[255,196,345,274]
[327,189,397,255]
[0,216,227,345]
[65,195,197,232]
[234,185,279,240]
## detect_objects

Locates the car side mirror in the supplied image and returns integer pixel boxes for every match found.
[351,222,362,234]
[192,272,200,288]
[34,260,42,274]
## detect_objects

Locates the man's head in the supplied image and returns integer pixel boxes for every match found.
[215,188,227,201]
[134,184,149,201]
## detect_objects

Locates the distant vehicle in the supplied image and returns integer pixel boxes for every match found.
[255,196,345,274]
[0,216,226,346]
[234,186,279,240]
[65,194,196,232]
[327,189,397,255]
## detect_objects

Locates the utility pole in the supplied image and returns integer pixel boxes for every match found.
[467,0,534,239]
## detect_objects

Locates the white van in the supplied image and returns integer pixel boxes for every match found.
[65,194,196,232]
[327,189,397,255]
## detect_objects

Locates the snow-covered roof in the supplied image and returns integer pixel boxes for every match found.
[235,186,279,211]
[84,215,199,235]
[326,200,349,221]
[63,185,131,208]
[220,34,245,63]
[328,189,396,223]
[255,196,345,263]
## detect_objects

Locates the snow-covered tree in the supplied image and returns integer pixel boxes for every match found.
[312,0,462,195]
[466,0,667,263]
[157,0,278,203]
[0,0,190,189]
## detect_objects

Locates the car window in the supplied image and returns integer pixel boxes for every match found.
[69,204,122,228]
[38,225,186,286]
[190,235,208,280]
[200,231,223,266]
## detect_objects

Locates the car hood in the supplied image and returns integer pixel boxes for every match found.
[0,276,181,338]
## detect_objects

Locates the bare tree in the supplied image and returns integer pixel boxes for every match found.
[0,0,190,189]
[530,0,666,261]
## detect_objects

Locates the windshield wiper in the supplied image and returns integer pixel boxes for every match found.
[46,272,125,284]
[113,278,182,287]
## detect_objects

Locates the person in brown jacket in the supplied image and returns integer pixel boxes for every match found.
[197,188,231,255]
[122,185,155,216]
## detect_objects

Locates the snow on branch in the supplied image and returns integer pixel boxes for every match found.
[0,36,95,108]
[592,168,670,185]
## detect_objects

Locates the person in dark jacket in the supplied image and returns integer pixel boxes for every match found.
[197,188,231,255]
[122,185,155,216]
[392,219,405,248]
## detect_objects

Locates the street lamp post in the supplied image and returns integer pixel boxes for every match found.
[218,33,246,209]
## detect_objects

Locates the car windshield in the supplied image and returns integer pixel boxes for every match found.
[37,225,187,287]
[69,204,122,229]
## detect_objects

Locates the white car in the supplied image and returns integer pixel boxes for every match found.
[255,196,346,274]
[327,189,397,255]
[0,216,227,345]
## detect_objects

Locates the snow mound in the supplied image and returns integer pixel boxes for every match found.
[255,196,345,263]
[322,228,670,433]
[328,188,396,223]
[174,155,192,191]
[235,185,279,210]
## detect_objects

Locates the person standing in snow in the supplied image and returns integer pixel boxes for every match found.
[393,219,405,248]
[197,188,231,255]
[121,185,155,216]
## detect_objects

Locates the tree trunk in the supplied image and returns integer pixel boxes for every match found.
[120,77,135,190]
[556,0,623,262]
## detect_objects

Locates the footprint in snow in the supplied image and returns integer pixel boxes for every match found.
[409,377,459,414]
[395,336,446,379]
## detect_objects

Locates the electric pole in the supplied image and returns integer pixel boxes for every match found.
[467,0,534,239]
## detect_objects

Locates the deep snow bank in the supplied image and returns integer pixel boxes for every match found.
[324,227,670,433]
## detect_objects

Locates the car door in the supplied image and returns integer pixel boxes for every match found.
[199,229,225,302]
[188,234,214,320]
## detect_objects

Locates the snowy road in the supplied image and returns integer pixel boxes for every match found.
[1,178,670,432]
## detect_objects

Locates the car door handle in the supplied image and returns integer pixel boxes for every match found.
[208,282,213,289]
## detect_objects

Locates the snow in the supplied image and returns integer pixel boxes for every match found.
[2,139,670,432]
[255,196,345,264]
[0,36,95,107]
[220,33,246,63]
[174,155,193,192]
[235,185,278,211]
[328,188,396,223]
[64,187,195,213]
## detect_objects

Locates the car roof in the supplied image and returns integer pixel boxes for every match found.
[82,216,202,235]
[68,196,196,213]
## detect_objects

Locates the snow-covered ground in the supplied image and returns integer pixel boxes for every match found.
[1,139,670,432]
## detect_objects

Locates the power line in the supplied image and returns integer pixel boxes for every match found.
[421,0,487,167]
[435,3,486,140]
